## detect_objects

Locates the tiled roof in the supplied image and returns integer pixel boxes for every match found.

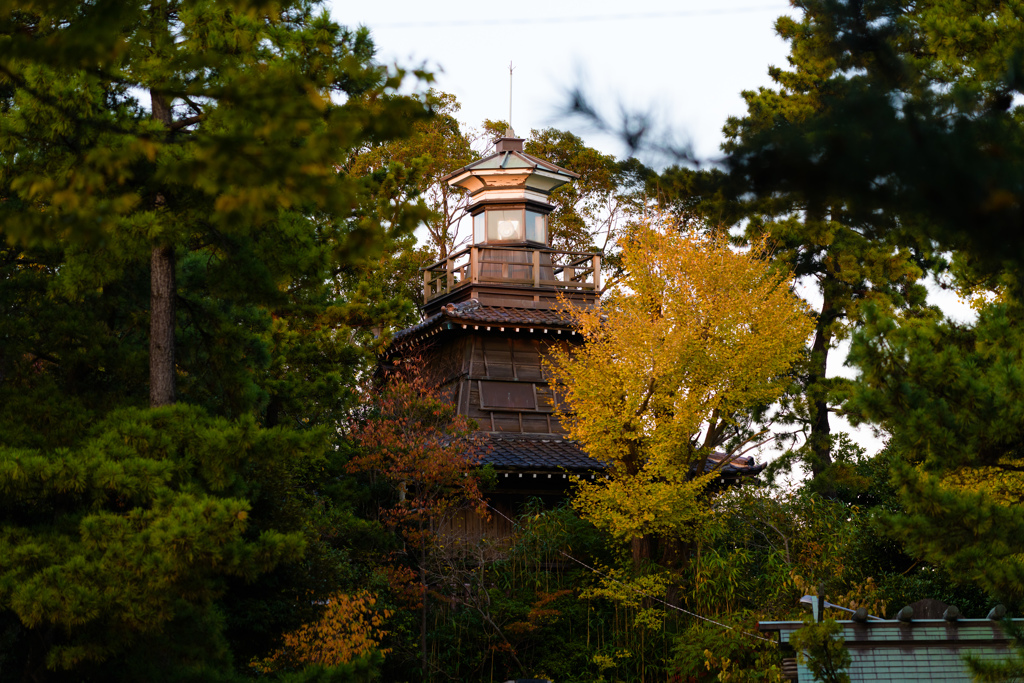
[705,452,767,477]
[391,299,576,345]
[480,435,765,477]
[482,435,602,471]
[451,304,572,327]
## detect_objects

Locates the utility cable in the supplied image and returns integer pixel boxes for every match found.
[373,5,792,30]
[483,500,778,645]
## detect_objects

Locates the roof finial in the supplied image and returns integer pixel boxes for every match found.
[507,61,515,138]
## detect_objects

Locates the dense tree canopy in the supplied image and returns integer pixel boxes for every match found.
[0,1,432,680]
[716,0,1024,602]
[346,90,477,260]
[726,0,1024,281]
[649,5,938,478]
[719,0,1024,608]
[3,1,1022,681]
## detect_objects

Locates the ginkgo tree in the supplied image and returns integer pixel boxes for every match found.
[546,217,813,549]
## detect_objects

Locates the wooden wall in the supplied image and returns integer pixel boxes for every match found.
[441,501,516,548]
[448,333,574,435]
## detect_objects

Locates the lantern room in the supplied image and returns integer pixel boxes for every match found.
[443,129,579,247]
[422,129,599,315]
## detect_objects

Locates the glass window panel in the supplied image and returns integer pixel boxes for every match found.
[487,209,524,241]
[526,210,547,243]
[473,212,485,243]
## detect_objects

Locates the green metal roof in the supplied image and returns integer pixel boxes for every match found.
[760,619,1023,682]
[441,150,579,183]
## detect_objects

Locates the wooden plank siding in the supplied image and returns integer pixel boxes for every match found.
[441,502,517,549]
[452,333,569,435]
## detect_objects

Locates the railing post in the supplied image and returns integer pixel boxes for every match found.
[446,257,454,292]
[593,255,601,291]
[423,270,430,302]
[471,247,479,283]
[533,249,540,288]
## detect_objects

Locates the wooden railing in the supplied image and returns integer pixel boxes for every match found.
[422,245,601,303]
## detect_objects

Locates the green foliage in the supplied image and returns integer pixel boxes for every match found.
[0,2,436,679]
[692,485,861,618]
[720,0,1024,286]
[672,615,782,683]
[525,128,651,255]
[788,619,850,683]
[846,302,1024,600]
[709,0,1024,607]
[346,90,477,259]
[0,405,316,674]
[7,1,1022,679]
[640,0,1024,624]
[274,651,383,683]
[0,0,432,409]
[0,0,428,252]
[369,499,694,683]
[650,0,937,478]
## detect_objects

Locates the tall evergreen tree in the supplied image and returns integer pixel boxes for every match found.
[0,1,432,678]
[346,90,477,260]
[716,0,1024,597]
[0,0,427,406]
[725,0,1024,283]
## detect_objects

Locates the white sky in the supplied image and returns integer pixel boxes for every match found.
[329,0,796,161]
[328,0,972,463]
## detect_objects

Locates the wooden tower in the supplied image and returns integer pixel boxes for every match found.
[385,131,763,538]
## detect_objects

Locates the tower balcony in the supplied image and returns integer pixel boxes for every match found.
[421,245,601,306]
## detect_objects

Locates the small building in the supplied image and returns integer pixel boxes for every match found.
[760,612,1024,682]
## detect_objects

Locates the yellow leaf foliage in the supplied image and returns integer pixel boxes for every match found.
[547,218,813,541]
[252,591,392,673]
[941,457,1024,505]
[581,567,672,630]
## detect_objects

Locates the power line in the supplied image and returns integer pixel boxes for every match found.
[371,5,792,30]
[484,501,778,645]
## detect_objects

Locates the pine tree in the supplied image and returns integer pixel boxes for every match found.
[0,0,428,406]
[725,0,1024,282]
[720,0,1024,596]
[346,90,477,260]
[0,1,433,678]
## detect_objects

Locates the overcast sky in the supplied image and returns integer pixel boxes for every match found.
[329,0,796,161]
[326,0,975,462]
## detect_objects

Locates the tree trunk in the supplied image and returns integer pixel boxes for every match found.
[149,87,176,407]
[420,539,428,677]
[150,245,176,406]
[22,625,54,683]
[631,535,652,568]
[807,290,835,478]
[265,394,282,427]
